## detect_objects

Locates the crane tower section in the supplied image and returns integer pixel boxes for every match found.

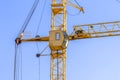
[49,0,68,80]
[50,0,68,50]
[51,0,66,31]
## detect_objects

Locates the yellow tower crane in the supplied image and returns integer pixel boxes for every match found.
[15,0,120,80]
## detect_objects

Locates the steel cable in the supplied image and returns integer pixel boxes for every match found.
[36,0,47,35]
[18,0,39,37]
[14,43,18,80]
[36,44,49,80]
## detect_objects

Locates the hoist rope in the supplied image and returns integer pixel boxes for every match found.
[36,42,40,52]
[17,48,19,80]
[14,43,18,80]
[36,45,49,80]
[36,0,47,35]
[18,0,39,37]
[37,45,49,56]
[36,42,40,80]
[19,45,23,80]
[38,57,40,80]
[14,43,23,80]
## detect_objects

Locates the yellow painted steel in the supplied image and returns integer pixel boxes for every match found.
[67,0,84,13]
[69,21,120,40]
[21,21,120,42]
[51,0,67,80]
[16,1,120,80]
[51,0,67,31]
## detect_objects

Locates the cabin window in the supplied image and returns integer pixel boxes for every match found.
[56,33,60,40]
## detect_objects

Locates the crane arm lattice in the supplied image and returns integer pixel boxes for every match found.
[69,21,120,40]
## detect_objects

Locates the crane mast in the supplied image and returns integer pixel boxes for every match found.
[51,0,66,31]
[50,0,67,80]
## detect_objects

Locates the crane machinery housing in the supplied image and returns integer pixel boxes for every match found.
[14,0,120,80]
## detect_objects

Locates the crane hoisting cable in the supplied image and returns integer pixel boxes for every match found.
[16,0,39,45]
[18,0,39,38]
[14,1,39,80]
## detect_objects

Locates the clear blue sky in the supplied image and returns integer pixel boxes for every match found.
[1,0,120,80]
